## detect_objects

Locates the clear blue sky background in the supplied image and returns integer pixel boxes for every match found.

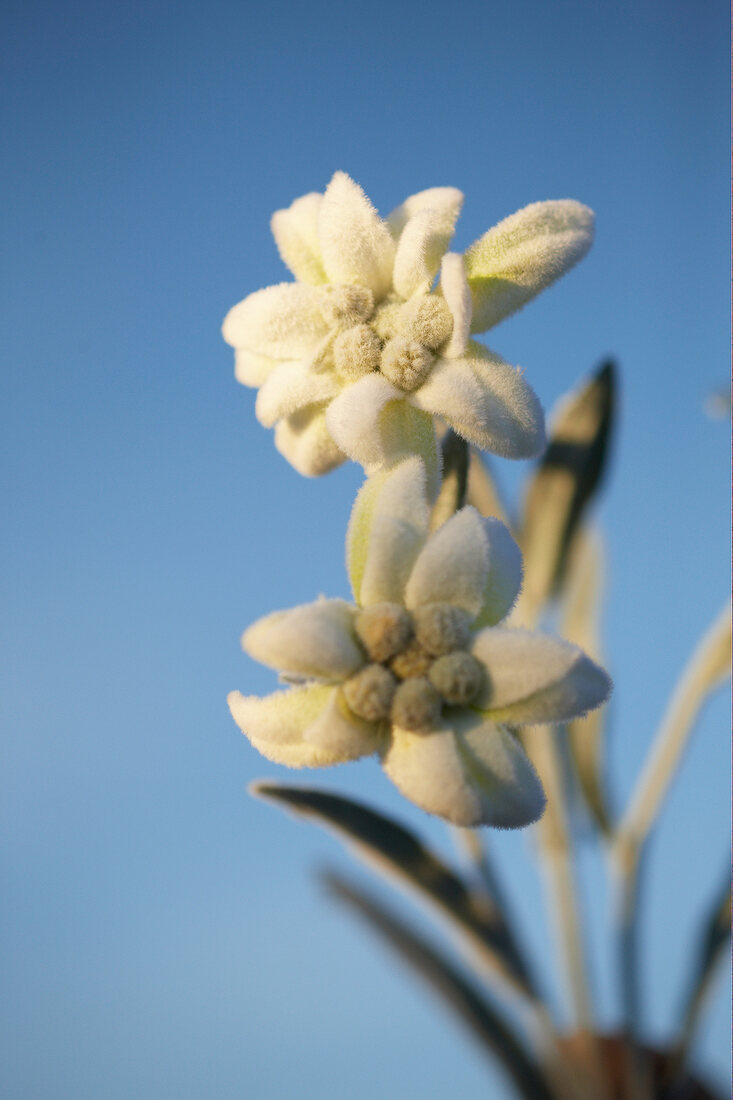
[2,1,729,1097]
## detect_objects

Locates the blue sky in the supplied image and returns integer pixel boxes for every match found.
[2,0,729,1097]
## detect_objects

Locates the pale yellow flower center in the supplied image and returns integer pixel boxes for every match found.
[345,601,482,731]
[322,285,375,326]
[380,337,434,392]
[428,651,483,705]
[333,324,383,381]
[355,603,413,662]
[391,677,442,732]
[400,297,454,350]
[389,639,434,680]
[342,664,397,722]
[413,603,471,656]
[321,287,454,393]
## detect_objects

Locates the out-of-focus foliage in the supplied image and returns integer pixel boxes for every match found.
[518,361,615,618]
[250,361,730,1100]
[558,529,612,833]
[322,871,556,1100]
[251,782,533,996]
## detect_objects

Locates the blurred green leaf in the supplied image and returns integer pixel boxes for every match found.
[519,361,616,614]
[321,871,557,1100]
[558,529,613,835]
[430,430,469,531]
[565,711,611,836]
[251,782,534,997]
[466,450,510,525]
[614,604,731,858]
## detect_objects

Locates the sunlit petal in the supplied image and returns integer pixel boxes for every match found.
[274,404,346,477]
[392,208,458,299]
[271,192,328,285]
[439,252,472,358]
[222,283,331,357]
[382,714,545,827]
[473,519,523,628]
[471,628,611,723]
[255,361,341,428]
[410,346,545,459]
[228,685,346,767]
[404,507,489,616]
[465,200,594,332]
[318,172,395,299]
[234,348,281,388]
[304,688,383,760]
[348,456,430,607]
[387,187,464,239]
[243,598,363,681]
[325,372,402,470]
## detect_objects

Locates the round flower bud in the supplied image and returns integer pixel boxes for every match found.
[371,295,403,341]
[380,336,434,392]
[343,664,397,722]
[391,677,442,732]
[428,651,483,705]
[323,285,375,326]
[333,324,382,381]
[355,603,413,663]
[414,603,471,656]
[402,296,453,350]
[389,639,433,680]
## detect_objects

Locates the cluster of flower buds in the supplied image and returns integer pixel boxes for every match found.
[224,173,610,827]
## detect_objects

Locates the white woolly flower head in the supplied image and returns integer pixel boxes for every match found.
[229,458,611,828]
[223,172,595,478]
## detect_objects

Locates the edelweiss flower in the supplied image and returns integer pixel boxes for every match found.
[222,172,594,477]
[229,458,610,827]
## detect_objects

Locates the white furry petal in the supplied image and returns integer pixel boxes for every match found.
[234,348,280,388]
[304,688,382,760]
[387,187,464,239]
[439,253,472,358]
[228,685,346,767]
[318,172,396,299]
[243,598,363,682]
[325,372,402,470]
[222,283,330,358]
[465,200,595,333]
[410,347,545,459]
[392,208,457,299]
[255,361,341,428]
[347,456,430,607]
[473,519,523,628]
[270,192,328,285]
[471,628,612,724]
[274,404,346,477]
[381,715,545,827]
[404,506,489,616]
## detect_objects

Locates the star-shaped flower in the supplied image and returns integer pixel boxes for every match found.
[222,172,594,477]
[229,458,610,827]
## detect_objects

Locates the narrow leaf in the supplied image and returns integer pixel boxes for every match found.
[251,781,534,996]
[558,529,613,834]
[430,430,469,531]
[615,603,732,855]
[671,869,731,1072]
[321,871,557,1100]
[518,361,616,616]
[452,827,542,1000]
[466,450,510,525]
